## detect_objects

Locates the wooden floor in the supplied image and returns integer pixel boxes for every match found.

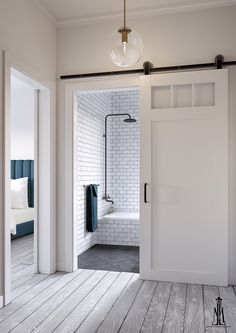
[0,235,235,332]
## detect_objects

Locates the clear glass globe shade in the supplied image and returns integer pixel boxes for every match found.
[110,29,143,67]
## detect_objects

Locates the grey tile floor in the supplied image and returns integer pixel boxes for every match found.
[78,244,139,273]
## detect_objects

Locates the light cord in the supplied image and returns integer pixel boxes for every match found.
[124,0,126,29]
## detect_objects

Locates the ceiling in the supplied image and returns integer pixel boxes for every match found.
[35,0,236,25]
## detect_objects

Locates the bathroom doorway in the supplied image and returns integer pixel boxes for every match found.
[74,87,140,273]
[65,69,228,286]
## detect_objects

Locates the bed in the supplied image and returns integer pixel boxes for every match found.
[11,160,34,239]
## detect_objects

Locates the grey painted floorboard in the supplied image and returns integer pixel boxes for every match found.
[11,269,86,333]
[11,264,33,281]
[203,285,226,333]
[34,270,107,333]
[11,244,33,256]
[119,280,157,333]
[96,273,143,333]
[0,273,63,323]
[54,271,119,333]
[24,270,94,333]
[11,235,33,251]
[12,273,48,300]
[75,272,132,333]
[11,264,30,275]
[140,282,172,333]
[184,284,204,333]
[11,253,34,267]
[219,286,236,333]
[0,273,67,332]
[11,265,34,289]
[161,283,187,333]
[11,235,34,274]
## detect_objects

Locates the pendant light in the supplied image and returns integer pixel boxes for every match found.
[110,0,143,67]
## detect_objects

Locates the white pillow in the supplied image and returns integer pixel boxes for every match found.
[11,177,29,209]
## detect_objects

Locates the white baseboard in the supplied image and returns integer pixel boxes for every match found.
[4,291,12,306]
[0,296,4,309]
[228,278,236,285]
[56,263,66,272]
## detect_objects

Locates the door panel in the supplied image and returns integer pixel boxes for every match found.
[140,69,228,285]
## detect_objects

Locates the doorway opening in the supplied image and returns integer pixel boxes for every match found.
[74,88,140,273]
[10,69,38,291]
[3,54,55,306]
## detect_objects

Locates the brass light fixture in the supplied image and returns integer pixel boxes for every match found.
[110,0,143,67]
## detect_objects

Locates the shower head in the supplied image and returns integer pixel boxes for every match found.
[124,117,136,123]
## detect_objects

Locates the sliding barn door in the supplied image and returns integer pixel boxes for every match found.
[140,69,228,286]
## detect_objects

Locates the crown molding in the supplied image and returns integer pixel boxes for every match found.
[35,0,236,27]
[33,0,57,25]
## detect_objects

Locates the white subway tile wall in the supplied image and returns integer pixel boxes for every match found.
[75,92,112,255]
[75,89,139,255]
[96,218,139,246]
[109,90,139,212]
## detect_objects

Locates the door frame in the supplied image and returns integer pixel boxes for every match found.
[63,76,140,272]
[62,69,229,286]
[3,51,56,306]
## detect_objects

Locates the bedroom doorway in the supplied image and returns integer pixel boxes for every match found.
[10,70,37,291]
[3,51,56,307]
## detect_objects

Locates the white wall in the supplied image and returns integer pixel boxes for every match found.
[0,0,56,298]
[57,5,236,283]
[11,76,34,160]
[57,6,236,75]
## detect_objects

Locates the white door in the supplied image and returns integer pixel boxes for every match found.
[140,69,228,286]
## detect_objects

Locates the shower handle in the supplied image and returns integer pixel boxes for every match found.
[144,183,148,203]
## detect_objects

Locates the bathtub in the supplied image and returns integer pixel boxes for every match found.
[103,211,139,221]
[96,211,140,246]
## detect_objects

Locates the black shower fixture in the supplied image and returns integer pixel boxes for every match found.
[124,117,136,123]
[103,113,137,204]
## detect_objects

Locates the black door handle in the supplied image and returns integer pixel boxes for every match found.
[144,183,148,203]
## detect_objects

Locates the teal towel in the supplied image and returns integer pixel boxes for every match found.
[86,184,98,232]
